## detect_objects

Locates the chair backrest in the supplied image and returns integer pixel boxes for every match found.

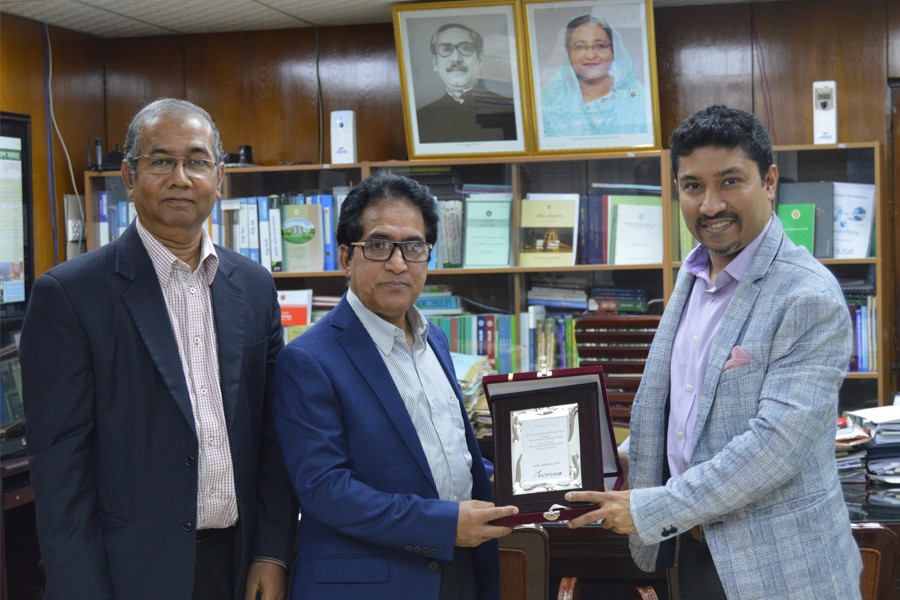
[851,523,898,600]
[574,315,661,428]
[499,524,550,600]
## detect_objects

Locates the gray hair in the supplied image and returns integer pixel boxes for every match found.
[123,98,224,176]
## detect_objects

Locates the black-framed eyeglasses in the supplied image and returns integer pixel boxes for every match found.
[131,154,218,178]
[435,41,477,58]
[349,240,432,263]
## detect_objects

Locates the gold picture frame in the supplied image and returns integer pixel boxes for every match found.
[522,0,661,154]
[392,0,532,159]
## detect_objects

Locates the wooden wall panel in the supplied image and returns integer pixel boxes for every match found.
[751,0,888,147]
[0,15,105,277]
[318,24,407,162]
[102,25,406,165]
[653,5,753,146]
[184,30,319,165]
[104,37,186,148]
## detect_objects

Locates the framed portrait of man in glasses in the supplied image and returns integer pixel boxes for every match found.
[393,0,531,159]
[523,0,661,154]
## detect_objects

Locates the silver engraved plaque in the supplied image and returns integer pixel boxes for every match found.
[510,403,581,495]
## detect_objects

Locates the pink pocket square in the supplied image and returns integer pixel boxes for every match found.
[723,346,752,372]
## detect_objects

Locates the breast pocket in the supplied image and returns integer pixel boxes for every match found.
[714,360,766,437]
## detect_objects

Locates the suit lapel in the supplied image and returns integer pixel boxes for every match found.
[117,226,195,432]
[210,254,245,434]
[332,300,437,490]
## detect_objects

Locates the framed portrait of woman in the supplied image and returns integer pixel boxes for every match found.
[393,0,531,159]
[523,0,660,154]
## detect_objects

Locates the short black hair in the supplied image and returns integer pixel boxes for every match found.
[430,23,484,56]
[336,171,439,250]
[669,105,773,181]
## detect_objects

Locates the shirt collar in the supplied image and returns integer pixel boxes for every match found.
[346,288,428,356]
[135,216,219,288]
[683,215,773,282]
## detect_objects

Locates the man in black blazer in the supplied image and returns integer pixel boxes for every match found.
[20,98,297,599]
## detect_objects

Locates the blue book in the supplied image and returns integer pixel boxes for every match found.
[117,201,130,235]
[855,308,865,372]
[317,194,336,271]
[210,200,220,246]
[527,297,589,310]
[497,314,510,374]
[257,197,272,273]
[476,315,486,356]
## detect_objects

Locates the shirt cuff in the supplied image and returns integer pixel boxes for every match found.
[252,557,287,569]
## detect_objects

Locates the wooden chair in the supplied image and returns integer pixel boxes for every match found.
[574,315,661,429]
[499,524,579,600]
[851,523,898,600]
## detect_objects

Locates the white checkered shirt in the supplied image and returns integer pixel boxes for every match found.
[136,218,238,530]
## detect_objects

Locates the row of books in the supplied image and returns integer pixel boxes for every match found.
[427,308,581,377]
[848,294,878,373]
[212,189,350,273]
[776,181,876,259]
[423,181,665,269]
[96,188,353,274]
[526,282,651,314]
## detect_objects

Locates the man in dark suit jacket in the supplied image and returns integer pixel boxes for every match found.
[20,98,296,600]
[416,23,517,144]
[272,172,518,599]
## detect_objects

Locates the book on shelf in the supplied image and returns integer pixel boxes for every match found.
[677,209,698,261]
[276,289,313,343]
[777,181,834,258]
[607,195,663,265]
[519,195,579,267]
[589,297,649,314]
[776,202,815,254]
[435,198,463,268]
[312,194,337,271]
[268,195,284,272]
[833,182,876,259]
[462,192,512,268]
[281,203,324,272]
[416,293,463,316]
[98,191,111,246]
[256,197,272,273]
[245,197,260,263]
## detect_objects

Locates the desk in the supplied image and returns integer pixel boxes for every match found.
[543,524,669,599]
[845,483,900,599]
[1,454,42,600]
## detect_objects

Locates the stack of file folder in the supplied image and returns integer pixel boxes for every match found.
[846,406,900,485]
[836,415,870,484]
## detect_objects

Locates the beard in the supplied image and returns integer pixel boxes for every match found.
[697,211,742,256]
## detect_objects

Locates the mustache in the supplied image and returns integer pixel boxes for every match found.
[696,211,740,229]
[446,62,469,73]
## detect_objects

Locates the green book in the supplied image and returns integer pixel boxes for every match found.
[777,203,816,254]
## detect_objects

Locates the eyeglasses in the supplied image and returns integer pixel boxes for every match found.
[131,154,218,178]
[567,41,612,55]
[349,240,432,263]
[435,42,477,58]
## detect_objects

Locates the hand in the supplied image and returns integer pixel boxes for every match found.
[243,560,287,600]
[564,489,636,535]
[455,499,518,547]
